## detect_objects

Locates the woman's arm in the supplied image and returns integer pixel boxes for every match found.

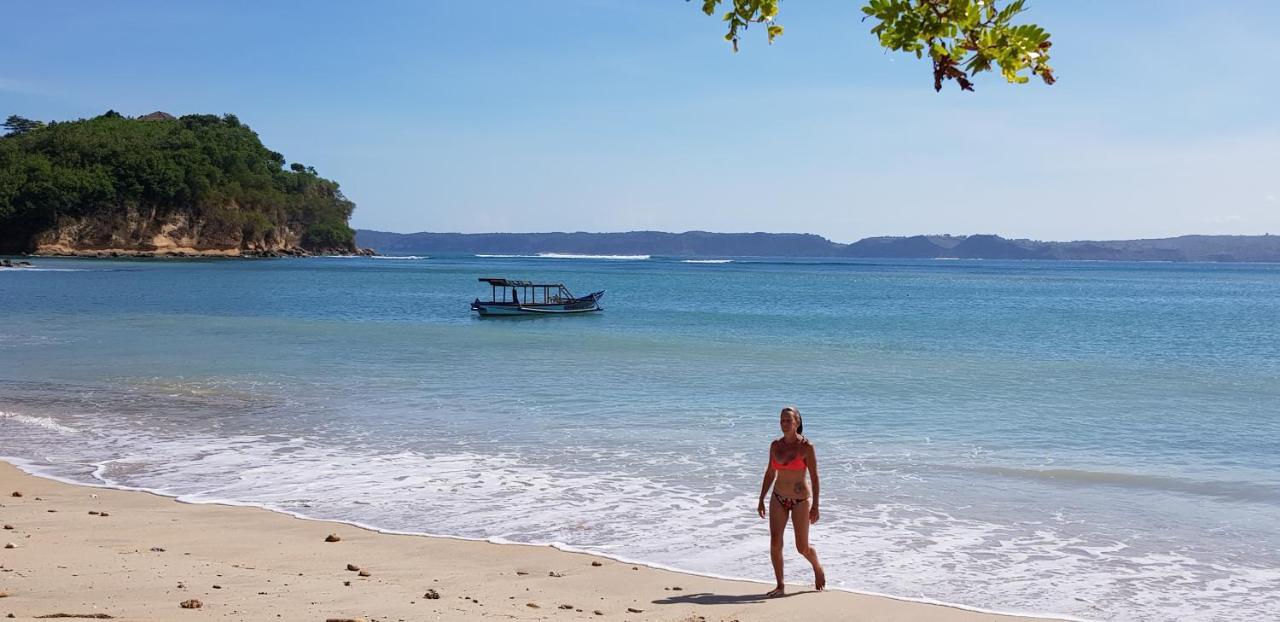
[758,450,777,519]
[806,443,820,523]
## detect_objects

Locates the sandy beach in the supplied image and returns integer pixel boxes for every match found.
[0,460,1071,622]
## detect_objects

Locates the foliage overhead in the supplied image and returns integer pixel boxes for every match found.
[0,111,356,251]
[697,0,1055,91]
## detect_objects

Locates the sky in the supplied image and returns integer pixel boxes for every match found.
[2,1,1277,242]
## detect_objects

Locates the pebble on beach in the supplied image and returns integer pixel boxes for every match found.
[423,589,439,599]
[8,492,19,498]
[179,599,202,609]
[1,525,11,530]
[3,544,15,549]
[357,570,370,577]
[591,561,602,566]
[325,534,341,542]
[346,563,360,572]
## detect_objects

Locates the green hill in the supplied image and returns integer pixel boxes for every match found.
[0,111,360,256]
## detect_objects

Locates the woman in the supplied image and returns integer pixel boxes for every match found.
[757,406,825,597]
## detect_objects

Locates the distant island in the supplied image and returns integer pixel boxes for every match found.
[356,230,1280,263]
[0,111,366,257]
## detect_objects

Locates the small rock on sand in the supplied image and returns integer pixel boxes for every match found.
[98,512,109,517]
[88,511,99,515]
[3,543,15,549]
[548,571,564,577]
[325,534,341,542]
[628,607,644,613]
[324,618,366,622]
[357,570,370,577]
[0,591,8,598]
[9,492,20,498]
[526,603,540,608]
[423,589,439,599]
[591,561,603,566]
[346,563,360,572]
[594,611,604,616]
[1,525,11,530]
[559,604,574,609]
[180,599,202,609]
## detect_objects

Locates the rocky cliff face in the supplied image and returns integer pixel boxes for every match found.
[32,206,364,257]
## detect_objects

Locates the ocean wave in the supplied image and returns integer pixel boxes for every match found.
[473,253,650,260]
[958,465,1280,504]
[0,267,88,272]
[682,259,734,264]
[0,411,78,434]
[538,253,649,260]
[315,255,428,260]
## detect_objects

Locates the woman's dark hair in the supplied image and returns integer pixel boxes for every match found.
[782,406,802,434]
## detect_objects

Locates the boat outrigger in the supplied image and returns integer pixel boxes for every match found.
[471,278,604,316]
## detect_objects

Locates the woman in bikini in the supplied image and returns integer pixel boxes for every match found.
[757,406,825,597]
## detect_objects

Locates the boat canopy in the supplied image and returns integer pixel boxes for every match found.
[478,277,566,288]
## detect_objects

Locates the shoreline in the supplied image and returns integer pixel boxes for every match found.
[0,458,1076,622]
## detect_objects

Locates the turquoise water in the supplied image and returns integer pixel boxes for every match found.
[2,255,1278,621]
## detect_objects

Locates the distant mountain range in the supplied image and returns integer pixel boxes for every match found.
[354,230,1280,263]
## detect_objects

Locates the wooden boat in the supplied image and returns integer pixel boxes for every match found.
[471,278,604,316]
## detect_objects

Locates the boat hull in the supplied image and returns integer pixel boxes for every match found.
[471,291,604,317]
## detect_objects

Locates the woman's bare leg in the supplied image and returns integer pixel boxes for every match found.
[767,494,788,597]
[791,500,826,591]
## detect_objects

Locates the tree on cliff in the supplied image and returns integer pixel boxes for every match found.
[0,111,356,254]
[3,115,45,136]
[698,0,1054,91]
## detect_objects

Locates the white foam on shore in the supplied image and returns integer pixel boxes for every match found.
[0,452,1094,622]
[0,411,78,434]
[4,422,1277,622]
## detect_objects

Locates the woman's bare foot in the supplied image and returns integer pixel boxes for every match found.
[765,586,786,598]
[814,564,826,591]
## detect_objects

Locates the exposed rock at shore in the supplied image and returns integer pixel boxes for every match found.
[28,207,374,257]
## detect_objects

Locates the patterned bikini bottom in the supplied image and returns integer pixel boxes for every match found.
[773,492,807,511]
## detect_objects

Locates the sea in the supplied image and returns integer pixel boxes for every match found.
[2,254,1277,622]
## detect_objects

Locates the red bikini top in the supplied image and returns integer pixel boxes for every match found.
[771,445,807,471]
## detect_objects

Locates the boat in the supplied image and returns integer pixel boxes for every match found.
[471,278,604,316]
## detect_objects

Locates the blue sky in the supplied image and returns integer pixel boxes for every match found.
[3,1,1277,242]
